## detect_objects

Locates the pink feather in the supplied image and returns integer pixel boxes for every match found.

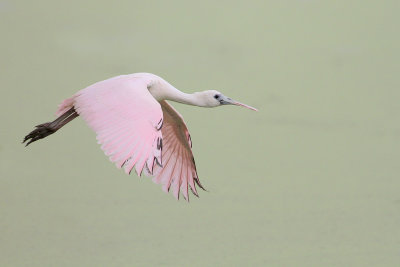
[55,74,205,200]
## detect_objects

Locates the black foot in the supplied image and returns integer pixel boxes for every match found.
[23,122,56,146]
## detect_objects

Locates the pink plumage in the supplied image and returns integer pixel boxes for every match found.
[23,73,257,201]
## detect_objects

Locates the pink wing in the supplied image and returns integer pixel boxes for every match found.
[152,100,205,200]
[71,75,164,176]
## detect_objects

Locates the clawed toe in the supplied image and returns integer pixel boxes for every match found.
[22,123,54,146]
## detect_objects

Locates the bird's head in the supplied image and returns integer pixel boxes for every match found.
[199,90,258,111]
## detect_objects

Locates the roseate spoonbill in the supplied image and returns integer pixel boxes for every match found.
[23,73,257,200]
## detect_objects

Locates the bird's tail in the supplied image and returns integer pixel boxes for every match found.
[23,107,79,146]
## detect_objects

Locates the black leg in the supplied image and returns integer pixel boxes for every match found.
[23,107,79,146]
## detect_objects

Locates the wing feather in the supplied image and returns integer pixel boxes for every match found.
[181,158,189,200]
[73,75,163,178]
[152,100,205,200]
[59,75,204,200]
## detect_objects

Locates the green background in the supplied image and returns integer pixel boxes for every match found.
[1,1,399,266]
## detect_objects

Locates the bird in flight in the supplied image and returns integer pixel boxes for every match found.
[23,73,257,200]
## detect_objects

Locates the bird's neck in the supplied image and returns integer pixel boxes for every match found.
[167,91,204,107]
[152,80,206,107]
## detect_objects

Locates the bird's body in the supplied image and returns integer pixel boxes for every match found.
[24,73,257,200]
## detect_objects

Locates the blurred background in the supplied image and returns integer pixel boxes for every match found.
[1,0,399,266]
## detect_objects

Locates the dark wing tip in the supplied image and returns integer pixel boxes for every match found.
[194,176,207,192]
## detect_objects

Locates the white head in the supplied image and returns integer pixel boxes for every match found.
[198,90,258,111]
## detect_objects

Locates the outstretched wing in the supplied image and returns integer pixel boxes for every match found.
[73,75,163,176]
[152,100,205,200]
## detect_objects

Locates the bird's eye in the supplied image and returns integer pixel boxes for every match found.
[214,94,220,99]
